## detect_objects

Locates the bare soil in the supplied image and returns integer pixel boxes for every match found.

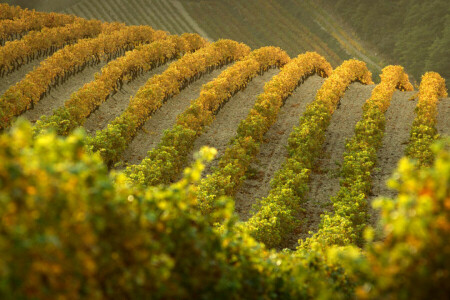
[437,97,450,137]
[0,57,47,96]
[21,62,107,123]
[83,63,170,134]
[233,75,326,221]
[120,67,227,165]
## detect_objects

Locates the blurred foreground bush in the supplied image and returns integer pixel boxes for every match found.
[0,120,448,299]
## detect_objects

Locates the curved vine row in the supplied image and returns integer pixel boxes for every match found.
[405,72,447,166]
[195,52,333,215]
[124,46,290,186]
[0,11,78,44]
[0,19,106,76]
[0,25,166,130]
[298,65,413,250]
[243,60,373,248]
[34,33,208,136]
[89,39,252,166]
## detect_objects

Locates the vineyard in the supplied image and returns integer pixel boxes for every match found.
[0,3,449,299]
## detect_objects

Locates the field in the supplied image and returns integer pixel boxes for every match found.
[0,2,449,299]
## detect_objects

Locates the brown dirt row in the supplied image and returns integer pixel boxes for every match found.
[233,75,326,221]
[437,97,450,137]
[0,56,48,96]
[21,62,108,123]
[83,63,170,134]
[120,67,228,166]
[187,68,280,175]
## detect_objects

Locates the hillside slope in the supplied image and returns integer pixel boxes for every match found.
[7,0,385,77]
[320,0,450,87]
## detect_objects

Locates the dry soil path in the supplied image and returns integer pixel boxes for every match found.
[0,56,48,96]
[437,97,450,137]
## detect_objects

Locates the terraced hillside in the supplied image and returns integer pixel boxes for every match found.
[1,4,448,251]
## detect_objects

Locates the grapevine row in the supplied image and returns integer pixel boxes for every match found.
[123,47,290,186]
[195,52,333,215]
[34,33,208,136]
[244,60,373,248]
[0,10,79,44]
[0,19,109,76]
[299,65,413,250]
[405,72,447,166]
[88,39,251,166]
[0,25,167,130]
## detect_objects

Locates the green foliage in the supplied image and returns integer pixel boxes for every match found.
[405,72,447,166]
[363,139,450,299]
[0,120,449,298]
[34,106,78,136]
[0,120,357,299]
[126,125,197,186]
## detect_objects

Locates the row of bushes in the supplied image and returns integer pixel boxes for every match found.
[245,60,373,248]
[405,72,447,166]
[0,25,166,130]
[34,33,208,136]
[299,65,413,250]
[195,52,333,215]
[124,47,290,186]
[2,120,448,298]
[0,7,78,43]
[0,19,104,75]
[89,39,252,166]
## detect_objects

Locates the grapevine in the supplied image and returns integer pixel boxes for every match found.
[405,72,447,166]
[0,11,78,44]
[0,19,104,76]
